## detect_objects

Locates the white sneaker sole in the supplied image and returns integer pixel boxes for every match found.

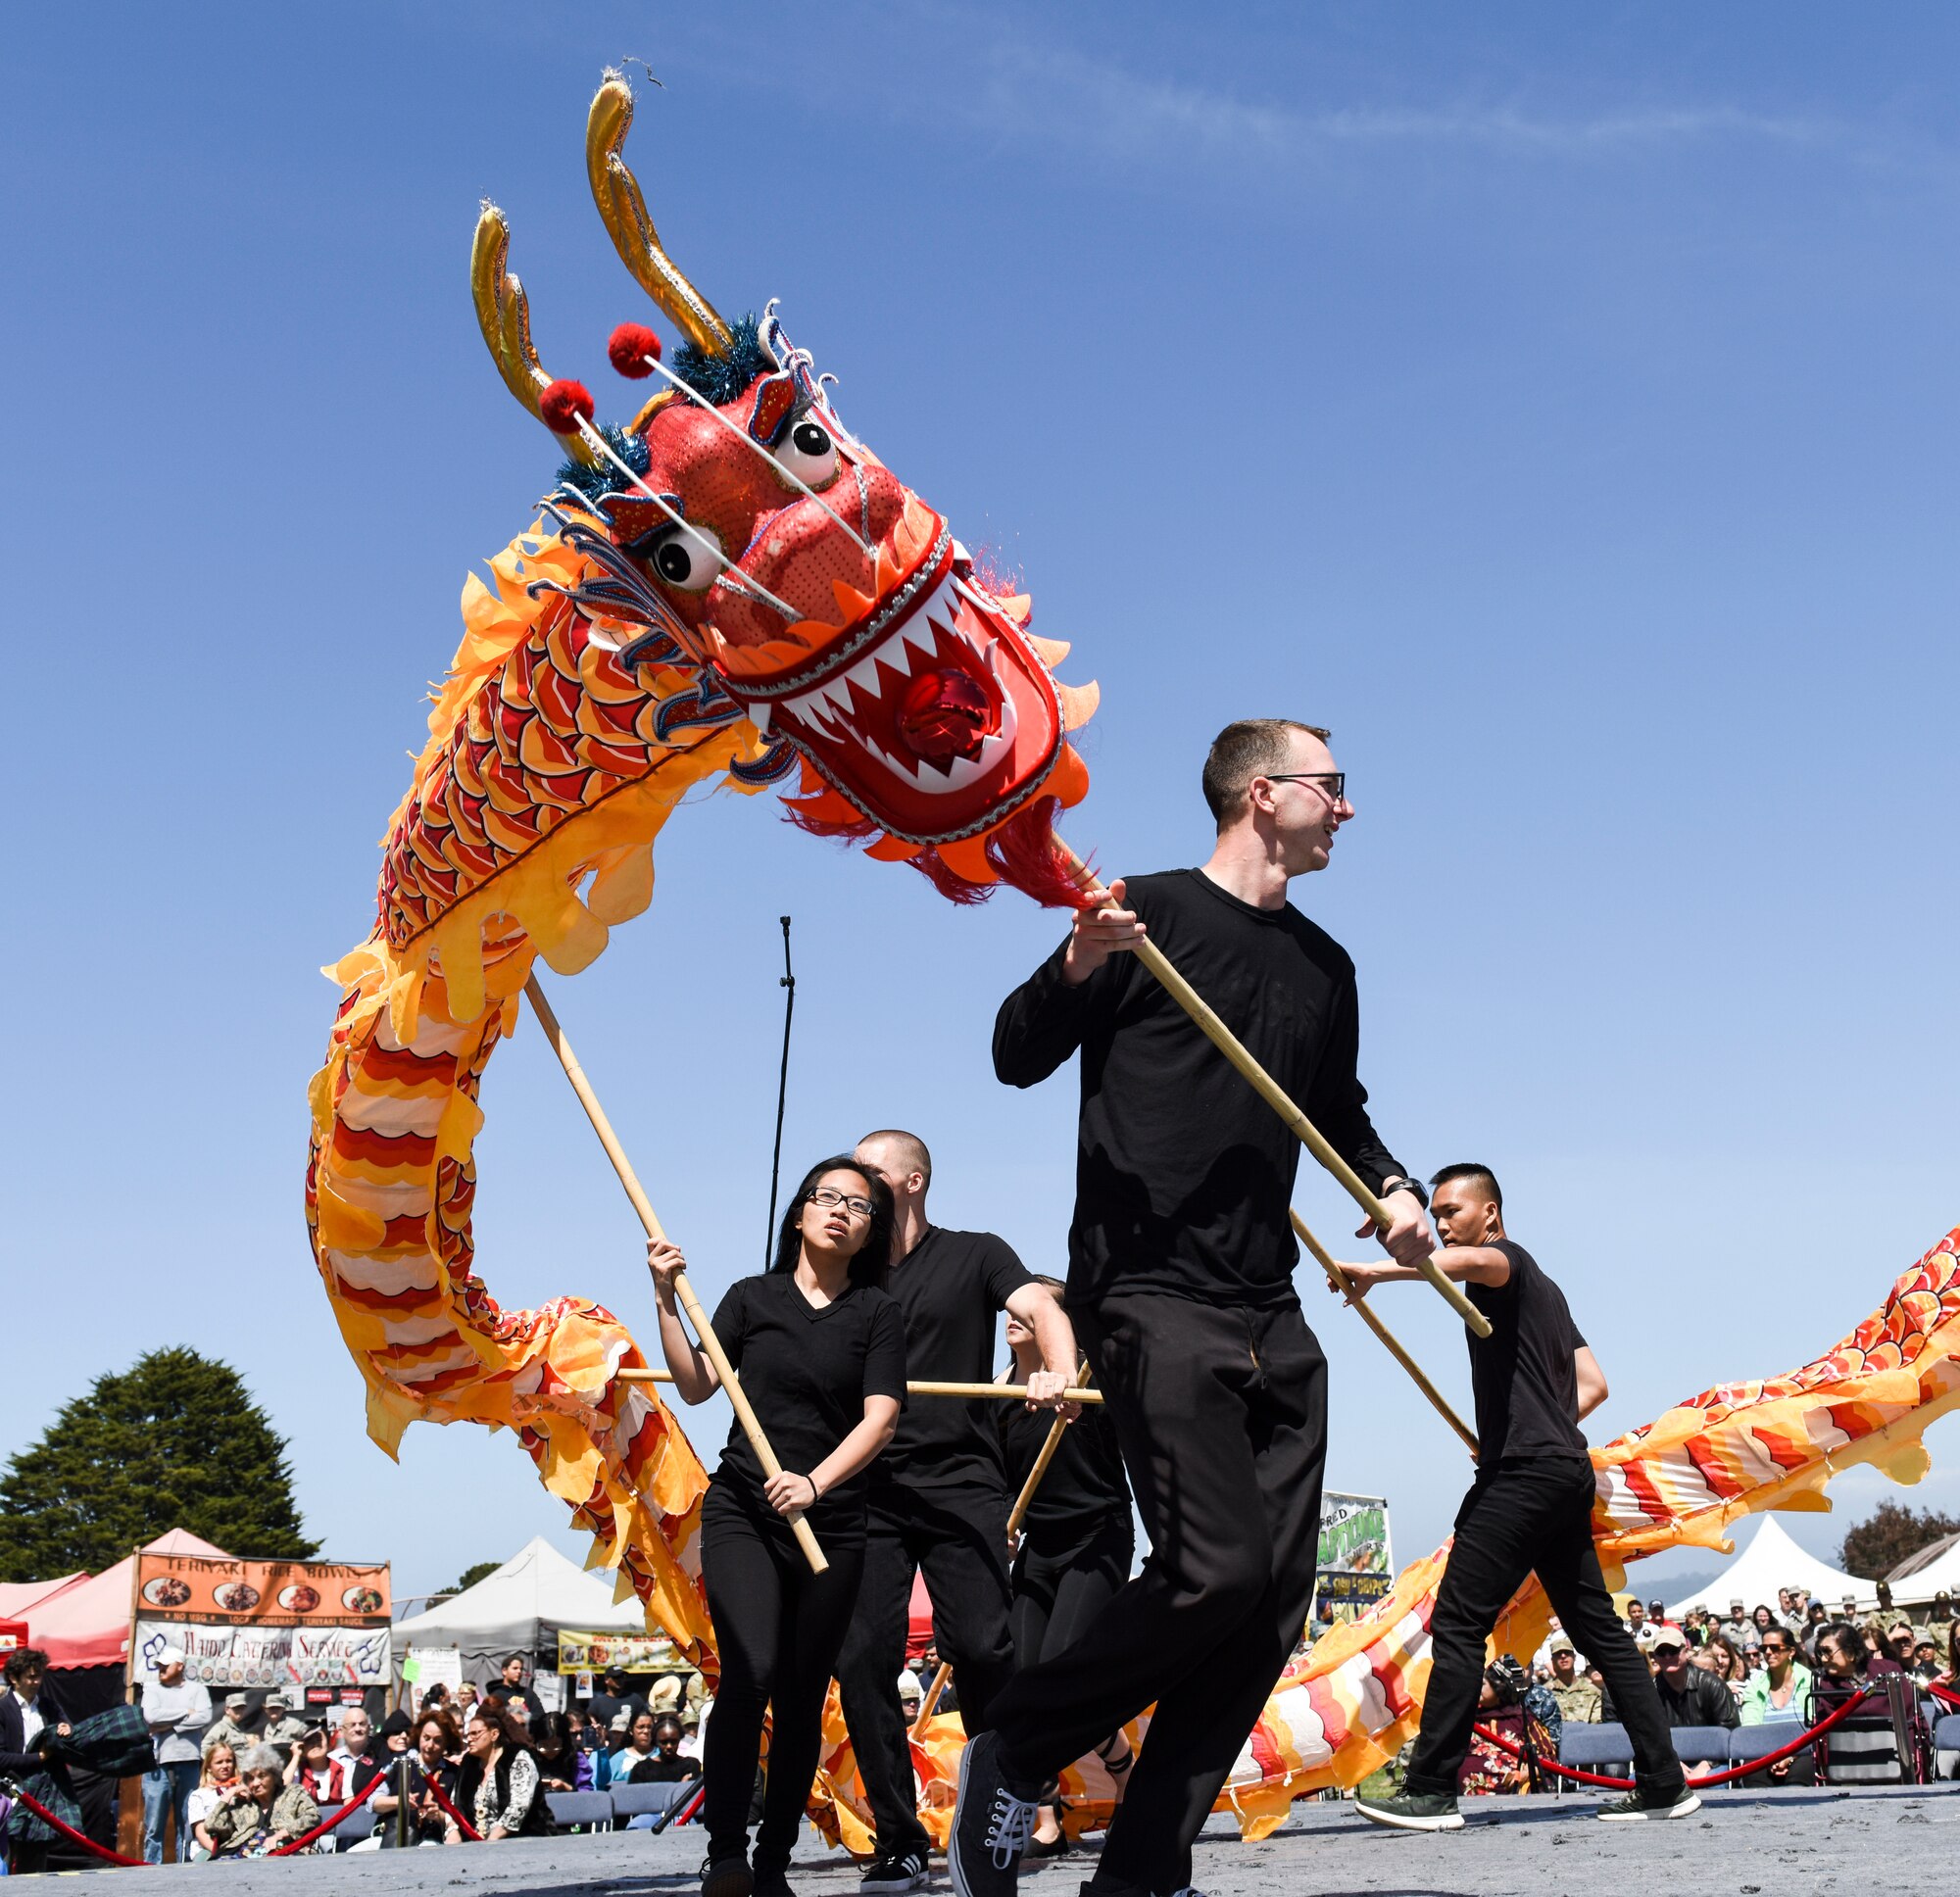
[860,1877,928,1895]
[1355,1801,1464,1832]
[1597,1790,1702,1823]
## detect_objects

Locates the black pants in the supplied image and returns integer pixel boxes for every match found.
[1404,1457,1683,1799]
[834,1481,1015,1857]
[991,1294,1326,1896]
[1010,1513,1135,1668]
[700,1484,865,1873]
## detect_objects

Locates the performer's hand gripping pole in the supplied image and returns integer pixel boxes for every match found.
[524,972,828,1576]
[1056,849,1490,1339]
[910,1362,1092,1737]
[1291,1211,1477,1452]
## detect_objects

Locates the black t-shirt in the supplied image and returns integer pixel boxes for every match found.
[1465,1240,1590,1463]
[583,1690,650,1734]
[998,1387,1131,1545]
[629,1753,702,1783]
[994,869,1406,1310]
[877,1227,1035,1493]
[709,1272,907,1524]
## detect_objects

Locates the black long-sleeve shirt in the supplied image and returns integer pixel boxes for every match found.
[993,868,1406,1311]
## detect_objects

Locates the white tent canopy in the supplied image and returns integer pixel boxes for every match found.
[1887,1530,1960,1604]
[391,1536,650,1679]
[1667,1516,1869,1620]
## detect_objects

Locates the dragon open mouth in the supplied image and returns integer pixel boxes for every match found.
[700,507,1066,845]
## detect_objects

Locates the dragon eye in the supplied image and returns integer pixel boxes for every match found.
[774,415,839,489]
[643,524,721,593]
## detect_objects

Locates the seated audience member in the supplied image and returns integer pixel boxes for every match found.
[1456,1664,1531,1796]
[1737,1628,1815,1783]
[679,1702,707,1760]
[185,1741,242,1860]
[328,1707,384,1797]
[609,1708,660,1781]
[453,1683,480,1726]
[1715,1600,1750,1650]
[262,1691,309,1764]
[1622,1598,1650,1649]
[1546,1637,1600,1724]
[1913,1639,1942,1682]
[1940,1618,1960,1684]
[202,1745,320,1857]
[897,1668,923,1730]
[1815,1621,1906,1785]
[1750,1604,1778,1645]
[1886,1620,1919,1666]
[456,1704,552,1840]
[628,1716,703,1784]
[204,1692,259,1755]
[1607,1626,1738,1729]
[372,1710,463,1848]
[531,1711,587,1793]
[1700,1635,1747,1703]
[287,1725,346,1807]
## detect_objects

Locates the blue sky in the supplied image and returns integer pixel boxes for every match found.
[4,2,1956,1607]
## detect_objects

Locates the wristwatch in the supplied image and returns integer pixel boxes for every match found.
[1381,1176,1429,1210]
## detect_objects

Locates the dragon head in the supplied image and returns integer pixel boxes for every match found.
[470,71,1095,900]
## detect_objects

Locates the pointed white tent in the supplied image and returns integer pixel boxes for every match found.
[1667,1516,1869,1620]
[391,1535,650,1678]
[1886,1530,1960,1604]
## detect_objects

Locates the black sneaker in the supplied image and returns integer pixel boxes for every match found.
[950,1730,1040,1897]
[752,1871,798,1897]
[1595,1782,1701,1822]
[702,1858,754,1897]
[859,1848,929,1894]
[1354,1788,1464,1832]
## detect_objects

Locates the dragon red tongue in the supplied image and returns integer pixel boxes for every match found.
[899,667,994,765]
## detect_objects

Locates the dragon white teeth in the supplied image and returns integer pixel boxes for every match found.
[750,700,773,738]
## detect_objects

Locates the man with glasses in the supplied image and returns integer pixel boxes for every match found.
[954,718,1435,1897]
[836,1128,1077,1895]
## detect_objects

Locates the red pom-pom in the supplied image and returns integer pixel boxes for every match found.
[540,378,596,433]
[609,323,662,377]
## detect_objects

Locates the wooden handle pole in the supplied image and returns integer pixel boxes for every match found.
[613,1368,1103,1404]
[524,973,828,1575]
[1055,848,1490,1339]
[910,1661,952,1739]
[1291,1210,1478,1453]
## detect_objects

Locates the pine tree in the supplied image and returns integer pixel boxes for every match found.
[0,1347,318,1580]
[1839,1499,1960,1581]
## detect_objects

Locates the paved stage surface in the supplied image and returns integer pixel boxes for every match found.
[92,1785,1960,1896]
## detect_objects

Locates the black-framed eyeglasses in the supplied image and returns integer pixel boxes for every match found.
[1263,771,1346,803]
[808,1187,874,1217]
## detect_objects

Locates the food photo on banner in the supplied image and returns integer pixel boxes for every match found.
[556,1630,692,1677]
[1309,1492,1395,1629]
[129,1554,392,1712]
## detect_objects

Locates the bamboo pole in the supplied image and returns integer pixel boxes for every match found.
[524,972,827,1575]
[1055,847,1490,1338]
[1290,1210,1477,1452]
[612,1367,1104,1406]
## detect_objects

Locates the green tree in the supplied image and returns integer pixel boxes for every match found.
[1839,1499,1960,1581]
[0,1347,318,1580]
[451,1561,501,1594]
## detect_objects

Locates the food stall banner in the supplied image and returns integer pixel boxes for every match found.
[132,1554,391,1688]
[556,1629,690,1675]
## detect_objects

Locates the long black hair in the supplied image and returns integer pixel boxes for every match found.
[769,1153,894,1289]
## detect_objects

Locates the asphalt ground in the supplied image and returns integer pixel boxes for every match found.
[77,1784,1960,1897]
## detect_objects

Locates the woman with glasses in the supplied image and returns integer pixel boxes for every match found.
[647,1154,907,1897]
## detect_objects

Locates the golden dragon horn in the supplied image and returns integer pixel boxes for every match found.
[587,72,736,357]
[470,201,600,466]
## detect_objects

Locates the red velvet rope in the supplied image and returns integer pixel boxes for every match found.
[1926,1679,1960,1710]
[1471,1686,1871,1791]
[423,1771,484,1841]
[0,1781,147,1867]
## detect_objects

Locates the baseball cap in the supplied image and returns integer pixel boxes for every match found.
[266,1691,290,1709]
[896,1668,922,1701]
[158,1646,186,1670]
[1547,1633,1575,1655]
[1649,1624,1688,1652]
[1729,1598,1744,1612]
[224,1692,250,1710]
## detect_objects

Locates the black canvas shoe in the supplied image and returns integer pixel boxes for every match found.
[1354,1788,1465,1832]
[1595,1782,1702,1822]
[751,1870,798,1897]
[859,1848,929,1894]
[950,1730,1040,1897]
[702,1858,754,1897]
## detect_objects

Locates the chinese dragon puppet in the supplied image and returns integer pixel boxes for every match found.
[307,71,1960,1833]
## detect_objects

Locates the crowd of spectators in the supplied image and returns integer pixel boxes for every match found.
[1435,1581,1960,1798]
